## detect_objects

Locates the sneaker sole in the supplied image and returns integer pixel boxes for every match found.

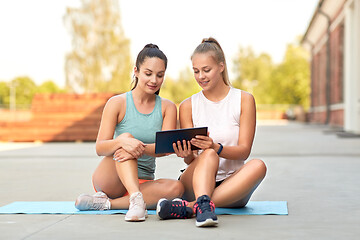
[124,210,148,222]
[124,216,146,222]
[196,218,218,227]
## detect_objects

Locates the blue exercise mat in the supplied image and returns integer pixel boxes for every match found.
[0,201,287,215]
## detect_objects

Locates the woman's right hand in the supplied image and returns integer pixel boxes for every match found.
[117,135,146,159]
[173,140,193,158]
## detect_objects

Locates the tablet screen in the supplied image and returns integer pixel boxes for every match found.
[155,127,208,154]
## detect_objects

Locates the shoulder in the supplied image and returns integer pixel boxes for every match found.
[231,87,254,105]
[161,97,177,112]
[106,93,126,107]
[238,90,256,116]
[103,93,126,113]
[240,90,255,105]
[179,97,192,111]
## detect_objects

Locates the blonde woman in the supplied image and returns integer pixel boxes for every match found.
[157,38,267,227]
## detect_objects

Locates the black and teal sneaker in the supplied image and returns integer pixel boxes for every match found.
[193,195,218,227]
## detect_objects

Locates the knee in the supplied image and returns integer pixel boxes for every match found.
[92,170,109,193]
[236,198,250,208]
[200,148,219,163]
[92,168,102,189]
[91,172,104,193]
[249,159,267,179]
[166,180,185,197]
[120,132,134,138]
[203,148,217,157]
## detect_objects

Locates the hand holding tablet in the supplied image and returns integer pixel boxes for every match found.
[155,127,208,154]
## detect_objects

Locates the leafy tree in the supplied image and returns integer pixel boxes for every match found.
[0,79,66,109]
[232,46,273,104]
[64,0,132,93]
[232,41,310,109]
[268,43,310,108]
[37,81,65,93]
[2,77,37,108]
[160,68,202,104]
[0,81,9,106]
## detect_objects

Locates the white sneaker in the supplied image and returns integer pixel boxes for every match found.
[75,191,111,211]
[125,192,147,222]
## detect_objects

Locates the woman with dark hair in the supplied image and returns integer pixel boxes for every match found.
[75,44,184,222]
[157,38,267,227]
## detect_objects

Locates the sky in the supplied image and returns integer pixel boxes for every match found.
[0,0,318,87]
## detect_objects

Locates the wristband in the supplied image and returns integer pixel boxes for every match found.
[217,143,223,155]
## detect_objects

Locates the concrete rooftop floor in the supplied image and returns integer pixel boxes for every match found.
[0,121,359,239]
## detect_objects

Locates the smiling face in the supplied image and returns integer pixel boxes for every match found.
[134,57,166,94]
[191,52,224,90]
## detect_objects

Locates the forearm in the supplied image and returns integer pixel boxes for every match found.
[213,144,251,161]
[143,143,168,157]
[184,155,194,164]
[183,150,198,165]
[96,138,122,157]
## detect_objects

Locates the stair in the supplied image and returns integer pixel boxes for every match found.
[0,93,115,142]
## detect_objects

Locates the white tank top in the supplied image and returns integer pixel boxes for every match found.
[191,87,244,181]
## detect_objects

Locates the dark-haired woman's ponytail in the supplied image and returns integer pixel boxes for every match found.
[144,43,159,49]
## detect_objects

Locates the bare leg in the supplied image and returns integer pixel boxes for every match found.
[92,154,141,210]
[180,149,219,206]
[211,159,267,207]
[110,179,184,209]
[92,132,140,199]
[92,156,127,198]
[115,158,140,196]
[180,155,266,209]
[92,155,184,210]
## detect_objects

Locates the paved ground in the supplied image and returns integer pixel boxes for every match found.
[0,121,359,240]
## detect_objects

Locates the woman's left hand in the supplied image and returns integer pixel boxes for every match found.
[190,134,215,150]
[113,148,135,162]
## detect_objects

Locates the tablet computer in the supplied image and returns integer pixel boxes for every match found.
[155,127,208,154]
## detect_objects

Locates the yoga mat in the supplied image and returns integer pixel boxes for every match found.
[0,201,287,215]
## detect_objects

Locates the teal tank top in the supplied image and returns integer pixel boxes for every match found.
[113,91,163,180]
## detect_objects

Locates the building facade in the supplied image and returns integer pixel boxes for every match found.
[302,0,360,133]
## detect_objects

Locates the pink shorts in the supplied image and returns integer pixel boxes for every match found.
[122,179,153,196]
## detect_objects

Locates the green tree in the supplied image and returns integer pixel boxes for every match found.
[0,81,10,107]
[64,0,132,93]
[269,43,310,108]
[37,81,65,93]
[160,68,201,104]
[232,46,273,104]
[2,77,37,108]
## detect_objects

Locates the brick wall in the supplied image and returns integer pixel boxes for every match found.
[309,21,344,127]
[0,93,115,142]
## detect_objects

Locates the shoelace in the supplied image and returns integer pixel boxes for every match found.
[130,193,144,209]
[91,195,108,210]
[194,199,215,214]
[170,200,189,218]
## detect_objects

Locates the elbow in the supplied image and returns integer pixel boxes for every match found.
[243,150,252,160]
[95,149,101,157]
[238,147,251,161]
[243,149,251,160]
[95,144,102,156]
